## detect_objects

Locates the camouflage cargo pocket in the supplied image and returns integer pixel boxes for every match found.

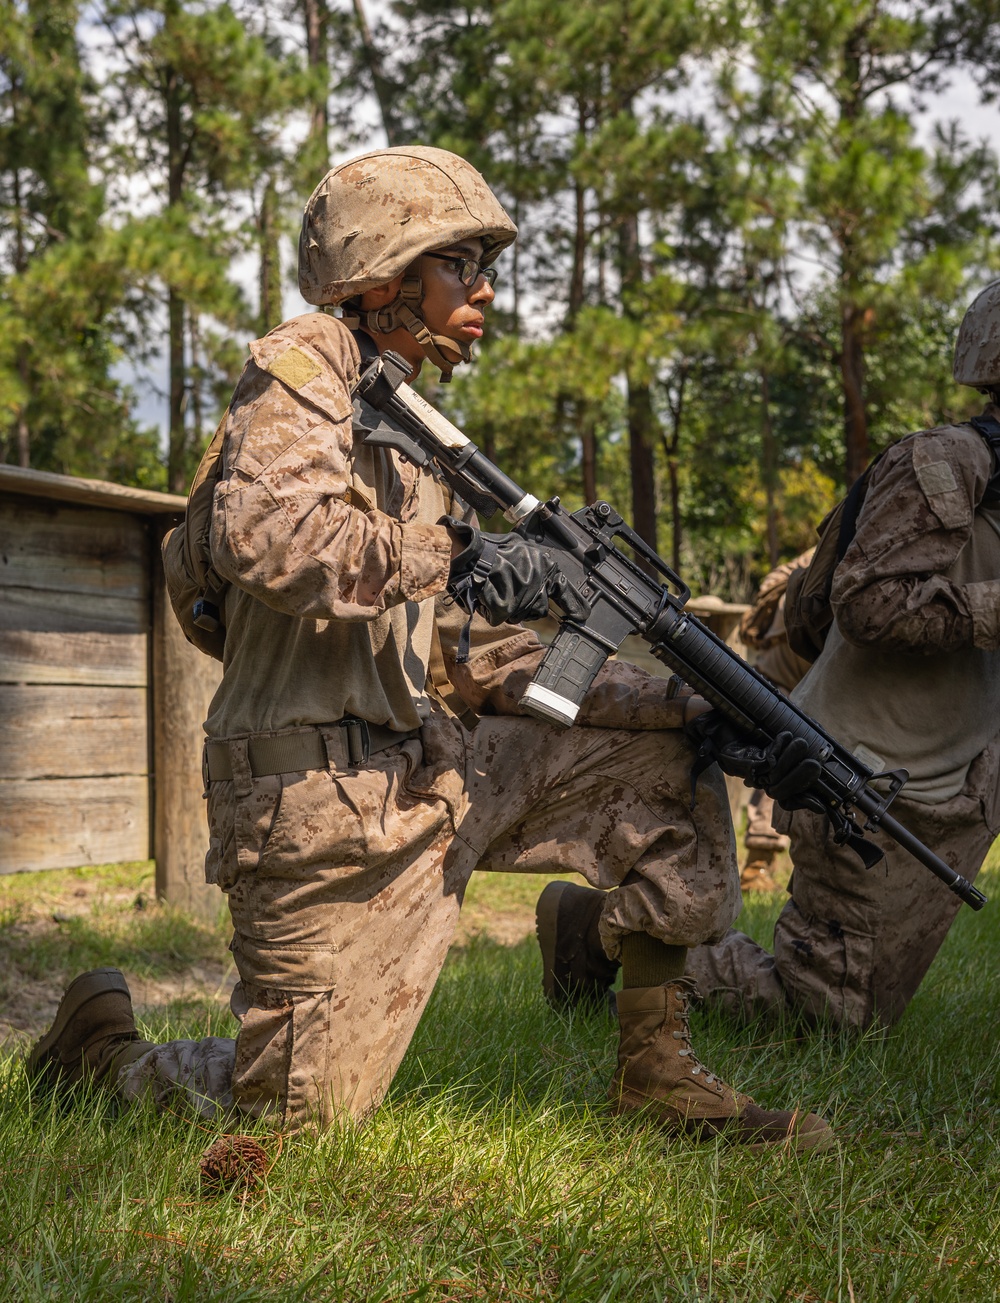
[204,771,283,890]
[773,897,875,1030]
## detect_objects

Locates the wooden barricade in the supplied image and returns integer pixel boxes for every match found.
[0,466,221,918]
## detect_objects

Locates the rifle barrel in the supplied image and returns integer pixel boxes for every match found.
[866,806,987,910]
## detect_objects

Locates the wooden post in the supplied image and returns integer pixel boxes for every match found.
[150,516,222,920]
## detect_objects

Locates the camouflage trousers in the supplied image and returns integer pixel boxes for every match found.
[687,735,1000,1029]
[120,711,739,1130]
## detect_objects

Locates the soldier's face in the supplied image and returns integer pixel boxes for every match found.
[416,239,496,346]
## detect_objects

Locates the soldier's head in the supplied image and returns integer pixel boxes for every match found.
[954,279,1000,403]
[299,146,516,380]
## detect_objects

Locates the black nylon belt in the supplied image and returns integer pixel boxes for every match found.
[203,719,419,782]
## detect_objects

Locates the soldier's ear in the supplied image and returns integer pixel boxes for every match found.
[359,273,405,310]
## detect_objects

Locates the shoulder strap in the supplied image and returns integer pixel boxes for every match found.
[835,452,885,561]
[784,445,890,662]
[352,328,380,367]
[968,415,1000,507]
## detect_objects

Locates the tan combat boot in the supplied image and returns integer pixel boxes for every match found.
[27,968,151,1092]
[536,881,620,1011]
[739,854,781,893]
[609,979,834,1152]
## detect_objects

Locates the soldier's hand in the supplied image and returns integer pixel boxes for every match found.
[685,713,824,810]
[759,732,824,804]
[442,517,591,627]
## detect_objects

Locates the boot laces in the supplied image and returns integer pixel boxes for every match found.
[669,977,723,1091]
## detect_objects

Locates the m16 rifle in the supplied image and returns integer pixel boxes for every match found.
[355,349,987,912]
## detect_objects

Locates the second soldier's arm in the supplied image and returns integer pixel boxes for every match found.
[832,423,1000,653]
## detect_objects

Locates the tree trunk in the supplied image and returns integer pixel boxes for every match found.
[302,0,329,172]
[11,163,29,465]
[618,212,657,557]
[667,451,680,573]
[165,46,188,494]
[841,300,869,485]
[662,368,686,574]
[353,0,400,146]
[838,27,869,488]
[626,380,658,556]
[567,125,593,503]
[581,424,597,504]
[189,311,203,449]
[168,290,186,493]
[258,176,282,334]
[568,101,587,320]
[760,366,779,566]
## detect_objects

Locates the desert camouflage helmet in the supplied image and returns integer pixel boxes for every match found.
[954,280,1000,388]
[298,145,517,306]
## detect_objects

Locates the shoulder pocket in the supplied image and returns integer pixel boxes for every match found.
[912,439,973,529]
[249,329,354,426]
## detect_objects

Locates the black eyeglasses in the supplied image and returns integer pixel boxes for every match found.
[423,252,498,288]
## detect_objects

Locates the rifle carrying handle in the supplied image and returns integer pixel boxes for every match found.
[519,626,609,727]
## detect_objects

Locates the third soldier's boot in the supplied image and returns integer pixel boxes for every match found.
[608,978,834,1153]
[27,968,151,1093]
[536,881,620,1010]
[739,853,781,893]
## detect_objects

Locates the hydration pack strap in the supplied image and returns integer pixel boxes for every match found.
[968,414,1000,507]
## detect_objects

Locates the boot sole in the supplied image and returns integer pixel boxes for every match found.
[26,967,132,1082]
[535,880,573,1006]
[608,1087,836,1155]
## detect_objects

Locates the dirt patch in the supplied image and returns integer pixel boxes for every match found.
[0,962,240,1055]
[122,962,239,1020]
[0,865,546,1053]
[0,865,239,1051]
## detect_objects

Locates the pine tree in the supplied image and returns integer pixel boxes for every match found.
[0,0,158,479]
[99,0,306,490]
[745,0,1000,485]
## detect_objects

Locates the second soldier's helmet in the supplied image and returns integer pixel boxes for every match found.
[298,146,516,379]
[954,279,1000,389]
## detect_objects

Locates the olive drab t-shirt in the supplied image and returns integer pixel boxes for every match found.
[793,416,1000,804]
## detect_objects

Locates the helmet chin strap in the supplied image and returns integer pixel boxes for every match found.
[342,274,471,382]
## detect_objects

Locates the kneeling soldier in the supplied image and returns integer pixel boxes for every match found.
[29,146,831,1151]
[536,282,1000,1034]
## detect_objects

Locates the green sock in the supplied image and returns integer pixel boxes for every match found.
[620,934,687,988]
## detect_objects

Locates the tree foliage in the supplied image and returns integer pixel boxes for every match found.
[3,0,1000,594]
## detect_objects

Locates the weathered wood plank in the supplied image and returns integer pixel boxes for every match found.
[0,629,146,686]
[0,584,147,635]
[0,775,149,873]
[0,497,149,601]
[0,464,187,516]
[151,518,222,919]
[0,685,147,779]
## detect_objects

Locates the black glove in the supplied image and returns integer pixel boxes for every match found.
[685,711,825,810]
[443,516,591,628]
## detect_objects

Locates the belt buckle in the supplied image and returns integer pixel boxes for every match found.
[342,718,370,766]
[201,743,211,793]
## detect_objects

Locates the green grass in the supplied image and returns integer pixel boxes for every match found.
[2,856,999,1300]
